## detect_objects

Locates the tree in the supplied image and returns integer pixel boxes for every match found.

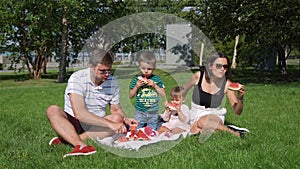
[58,4,68,82]
[240,0,299,77]
[1,0,188,80]
[190,0,299,77]
[1,0,62,79]
[1,0,114,80]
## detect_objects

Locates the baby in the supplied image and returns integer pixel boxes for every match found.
[157,86,190,135]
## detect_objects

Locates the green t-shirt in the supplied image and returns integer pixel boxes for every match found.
[130,74,165,112]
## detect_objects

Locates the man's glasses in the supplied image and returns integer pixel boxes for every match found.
[141,67,154,71]
[215,64,229,70]
[98,69,111,75]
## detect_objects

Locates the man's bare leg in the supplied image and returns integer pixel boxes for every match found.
[80,113,124,140]
[46,105,86,146]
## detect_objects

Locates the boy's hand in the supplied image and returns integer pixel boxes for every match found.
[147,79,156,87]
[136,79,147,87]
[137,76,148,86]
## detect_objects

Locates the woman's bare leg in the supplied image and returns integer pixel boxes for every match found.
[157,126,170,134]
[190,121,202,134]
[171,128,185,134]
[191,114,241,137]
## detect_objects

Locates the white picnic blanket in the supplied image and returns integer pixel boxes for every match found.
[96,125,250,150]
[96,131,189,150]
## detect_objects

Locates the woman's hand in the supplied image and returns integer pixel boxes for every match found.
[237,85,245,100]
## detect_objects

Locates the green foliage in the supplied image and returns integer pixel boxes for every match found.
[0,70,299,168]
[1,0,299,78]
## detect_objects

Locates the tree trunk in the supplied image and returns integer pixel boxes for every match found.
[58,5,68,83]
[41,47,48,74]
[42,57,47,74]
[34,50,41,79]
[277,45,288,76]
[20,23,33,79]
[199,42,204,66]
[231,35,239,68]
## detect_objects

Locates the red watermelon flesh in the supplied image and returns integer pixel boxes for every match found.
[144,126,157,137]
[129,131,135,139]
[117,135,129,142]
[228,83,241,91]
[135,130,150,141]
[138,76,148,83]
[165,101,179,110]
[144,126,153,136]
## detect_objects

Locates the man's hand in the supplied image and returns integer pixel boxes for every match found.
[106,119,127,133]
[123,117,138,126]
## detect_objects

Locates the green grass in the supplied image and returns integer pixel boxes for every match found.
[0,68,299,169]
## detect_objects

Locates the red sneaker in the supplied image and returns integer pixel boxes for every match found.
[49,137,66,145]
[63,145,96,158]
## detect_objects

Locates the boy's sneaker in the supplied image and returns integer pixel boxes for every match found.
[63,145,96,158]
[49,137,67,145]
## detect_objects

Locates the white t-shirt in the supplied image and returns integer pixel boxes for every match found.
[161,104,190,131]
[64,68,120,117]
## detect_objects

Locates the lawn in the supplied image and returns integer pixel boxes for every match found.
[0,67,299,169]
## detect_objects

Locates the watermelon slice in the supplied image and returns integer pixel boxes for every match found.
[135,129,150,141]
[137,76,148,83]
[165,101,179,110]
[129,124,137,139]
[117,135,129,142]
[129,131,135,139]
[144,126,157,137]
[228,82,242,91]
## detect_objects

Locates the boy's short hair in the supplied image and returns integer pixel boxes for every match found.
[137,51,156,67]
[170,86,186,99]
[89,49,114,66]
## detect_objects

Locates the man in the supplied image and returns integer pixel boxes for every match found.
[46,49,137,158]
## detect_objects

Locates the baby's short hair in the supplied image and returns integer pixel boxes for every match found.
[170,86,186,99]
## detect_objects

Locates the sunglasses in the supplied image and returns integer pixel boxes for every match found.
[98,69,111,75]
[215,63,229,70]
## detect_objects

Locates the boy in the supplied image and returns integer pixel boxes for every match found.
[129,51,166,130]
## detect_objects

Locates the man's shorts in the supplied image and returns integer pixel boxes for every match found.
[66,112,85,134]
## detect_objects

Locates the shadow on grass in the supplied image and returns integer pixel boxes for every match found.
[230,66,300,85]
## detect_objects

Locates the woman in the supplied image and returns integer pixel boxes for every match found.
[184,52,245,138]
